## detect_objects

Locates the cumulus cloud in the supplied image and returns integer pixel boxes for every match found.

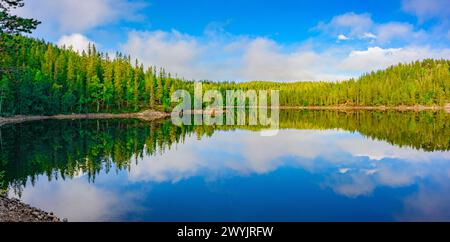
[339,46,450,72]
[15,0,147,36]
[316,12,431,45]
[239,38,344,81]
[120,30,341,81]
[57,33,96,53]
[402,0,450,21]
[121,12,450,82]
[122,30,332,81]
[12,1,450,82]
[121,28,450,81]
[122,30,207,79]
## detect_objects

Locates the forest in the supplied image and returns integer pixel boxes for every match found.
[0,34,188,115]
[1,34,450,116]
[1,0,449,116]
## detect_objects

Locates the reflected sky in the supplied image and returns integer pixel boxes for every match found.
[8,128,450,222]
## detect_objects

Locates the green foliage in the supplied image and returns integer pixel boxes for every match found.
[196,59,450,107]
[0,0,40,35]
[0,35,185,115]
[1,35,449,117]
[0,171,6,195]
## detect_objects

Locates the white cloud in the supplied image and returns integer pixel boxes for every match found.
[316,12,374,38]
[122,29,350,81]
[375,22,426,43]
[402,0,450,21]
[57,33,96,53]
[239,38,344,81]
[7,1,449,83]
[13,1,450,82]
[339,168,351,174]
[316,12,431,44]
[337,34,350,41]
[339,46,450,72]
[122,30,207,80]
[15,0,146,35]
[122,30,334,81]
[362,32,377,39]
[122,28,450,81]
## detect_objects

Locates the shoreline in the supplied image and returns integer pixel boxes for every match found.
[279,105,450,112]
[0,110,171,126]
[1,105,449,126]
[0,196,62,222]
[201,105,450,113]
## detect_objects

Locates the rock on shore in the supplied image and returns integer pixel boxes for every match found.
[0,196,62,222]
[0,110,171,126]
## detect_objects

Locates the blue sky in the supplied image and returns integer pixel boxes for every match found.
[16,0,450,81]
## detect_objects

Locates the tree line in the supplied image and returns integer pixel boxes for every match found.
[1,34,449,116]
[1,0,450,116]
[0,34,193,115]
[199,58,450,107]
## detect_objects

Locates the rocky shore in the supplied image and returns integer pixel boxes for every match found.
[0,110,170,126]
[1,106,448,127]
[0,196,62,222]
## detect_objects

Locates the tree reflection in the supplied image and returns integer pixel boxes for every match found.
[0,110,448,195]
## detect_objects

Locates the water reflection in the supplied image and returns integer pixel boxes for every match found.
[1,110,449,221]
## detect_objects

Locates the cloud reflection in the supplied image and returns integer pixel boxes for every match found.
[127,129,450,201]
[396,176,450,221]
[11,128,450,221]
[9,176,130,221]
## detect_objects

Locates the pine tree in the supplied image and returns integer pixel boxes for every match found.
[88,75,103,112]
[0,75,10,114]
[102,56,114,111]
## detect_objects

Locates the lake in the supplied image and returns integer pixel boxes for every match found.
[1,110,450,221]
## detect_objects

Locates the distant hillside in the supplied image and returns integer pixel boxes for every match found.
[1,35,449,116]
[202,59,450,107]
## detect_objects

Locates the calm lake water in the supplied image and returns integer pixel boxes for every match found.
[1,110,450,221]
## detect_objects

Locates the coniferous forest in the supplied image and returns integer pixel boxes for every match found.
[0,34,187,115]
[1,34,449,116]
